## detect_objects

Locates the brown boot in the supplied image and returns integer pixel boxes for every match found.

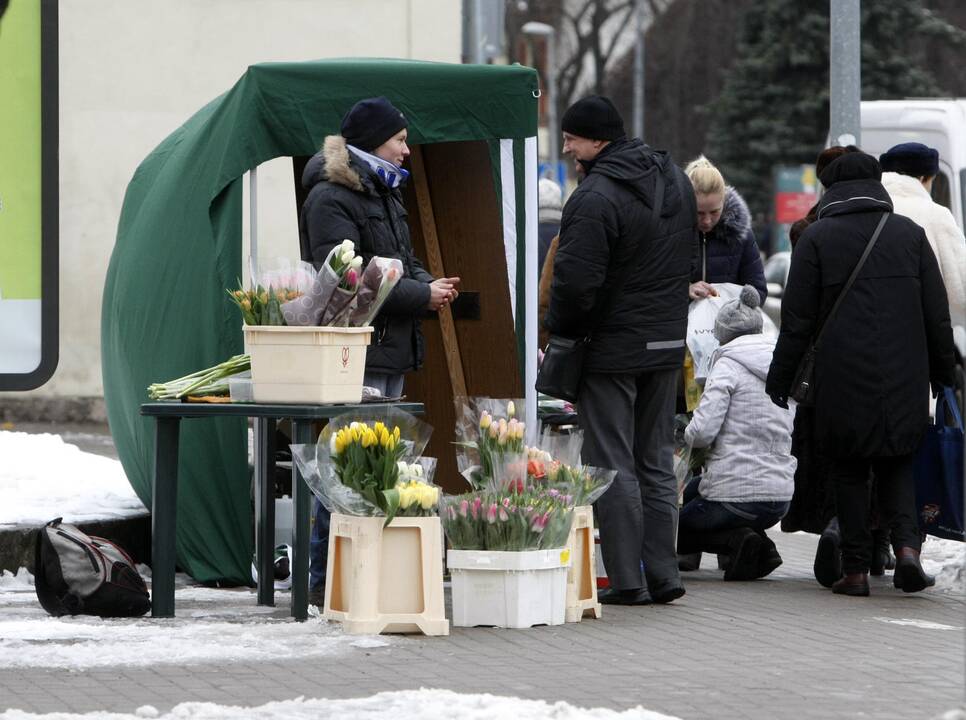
[832,572,870,597]
[893,547,935,593]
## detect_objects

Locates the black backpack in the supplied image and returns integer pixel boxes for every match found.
[35,518,151,617]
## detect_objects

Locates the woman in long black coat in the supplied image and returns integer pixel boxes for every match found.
[766,152,955,597]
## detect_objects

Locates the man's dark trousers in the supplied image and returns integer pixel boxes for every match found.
[579,369,683,593]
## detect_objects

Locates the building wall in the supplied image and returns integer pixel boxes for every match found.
[15,0,460,408]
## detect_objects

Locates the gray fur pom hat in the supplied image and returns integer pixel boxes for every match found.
[714,285,763,344]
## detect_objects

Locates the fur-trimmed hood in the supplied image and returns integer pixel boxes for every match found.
[301,135,369,194]
[707,186,752,246]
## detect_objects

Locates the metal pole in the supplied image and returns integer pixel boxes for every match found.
[473,0,484,63]
[249,167,258,278]
[829,0,861,146]
[632,0,645,140]
[546,30,559,178]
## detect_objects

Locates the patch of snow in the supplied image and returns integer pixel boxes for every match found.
[0,689,680,719]
[873,617,962,631]
[0,431,146,527]
[920,536,965,593]
[934,708,966,720]
[0,568,34,591]
[0,569,388,670]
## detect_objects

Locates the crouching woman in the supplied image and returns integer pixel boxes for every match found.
[679,286,796,580]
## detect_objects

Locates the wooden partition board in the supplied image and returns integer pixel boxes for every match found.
[401,141,523,494]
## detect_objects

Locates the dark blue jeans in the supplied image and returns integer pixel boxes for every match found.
[309,498,330,591]
[678,477,788,553]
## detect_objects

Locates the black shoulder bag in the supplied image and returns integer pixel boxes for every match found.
[536,174,666,403]
[790,212,889,406]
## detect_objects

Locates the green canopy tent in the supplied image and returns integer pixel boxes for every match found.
[102,59,540,583]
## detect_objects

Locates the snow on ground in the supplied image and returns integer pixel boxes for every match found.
[0,568,386,670]
[0,431,146,527]
[0,690,680,720]
[920,536,966,593]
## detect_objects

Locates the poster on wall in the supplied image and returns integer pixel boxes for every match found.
[0,0,58,389]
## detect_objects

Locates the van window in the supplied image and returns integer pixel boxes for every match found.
[931,171,951,212]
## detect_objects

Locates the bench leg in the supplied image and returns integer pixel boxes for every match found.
[290,420,314,621]
[151,417,180,617]
[254,417,277,606]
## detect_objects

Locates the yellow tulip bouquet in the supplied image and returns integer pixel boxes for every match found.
[291,409,434,525]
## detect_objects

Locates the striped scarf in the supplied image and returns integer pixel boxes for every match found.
[347,145,410,189]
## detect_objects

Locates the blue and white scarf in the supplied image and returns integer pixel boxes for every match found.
[347,145,410,189]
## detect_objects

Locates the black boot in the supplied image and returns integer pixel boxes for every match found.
[893,547,936,593]
[598,587,653,605]
[832,572,870,597]
[869,528,895,576]
[755,532,783,579]
[723,528,762,581]
[814,517,843,588]
[677,553,702,571]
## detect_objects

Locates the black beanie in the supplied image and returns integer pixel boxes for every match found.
[818,152,882,188]
[879,142,940,178]
[340,97,408,152]
[561,95,625,141]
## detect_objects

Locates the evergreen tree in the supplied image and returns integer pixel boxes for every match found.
[706,0,966,221]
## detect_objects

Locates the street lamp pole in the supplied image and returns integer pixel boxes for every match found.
[521,21,558,180]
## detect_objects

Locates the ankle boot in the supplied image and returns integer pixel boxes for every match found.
[755,533,783,579]
[893,547,935,593]
[814,517,843,588]
[832,572,870,596]
[869,528,895,576]
[723,528,762,581]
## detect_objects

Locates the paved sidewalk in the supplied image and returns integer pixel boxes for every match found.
[1,530,963,719]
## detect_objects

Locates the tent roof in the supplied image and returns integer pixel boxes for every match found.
[101,59,538,583]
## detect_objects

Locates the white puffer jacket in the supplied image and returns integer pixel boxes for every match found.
[881,172,966,332]
[684,333,796,502]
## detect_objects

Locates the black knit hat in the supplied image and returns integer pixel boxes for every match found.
[818,151,882,188]
[879,142,940,178]
[561,95,625,141]
[340,97,408,152]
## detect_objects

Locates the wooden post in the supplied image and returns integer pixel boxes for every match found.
[409,146,468,400]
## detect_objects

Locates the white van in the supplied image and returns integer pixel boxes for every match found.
[860,99,966,231]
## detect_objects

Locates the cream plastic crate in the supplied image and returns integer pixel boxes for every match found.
[565,505,602,622]
[243,325,372,404]
[447,548,570,629]
[324,514,449,636]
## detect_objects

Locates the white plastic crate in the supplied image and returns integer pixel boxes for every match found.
[243,325,372,404]
[447,548,570,629]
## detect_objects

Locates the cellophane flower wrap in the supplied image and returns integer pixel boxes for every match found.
[282,241,362,327]
[523,427,615,506]
[453,397,527,490]
[395,457,441,517]
[348,257,403,327]
[441,486,575,551]
[227,258,316,326]
[290,408,432,525]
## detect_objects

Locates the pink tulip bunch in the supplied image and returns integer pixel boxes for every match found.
[441,487,574,551]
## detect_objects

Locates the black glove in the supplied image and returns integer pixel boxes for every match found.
[768,393,789,409]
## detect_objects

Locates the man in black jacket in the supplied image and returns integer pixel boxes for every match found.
[766,152,955,597]
[545,96,698,605]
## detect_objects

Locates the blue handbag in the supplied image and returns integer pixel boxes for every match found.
[913,387,964,541]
